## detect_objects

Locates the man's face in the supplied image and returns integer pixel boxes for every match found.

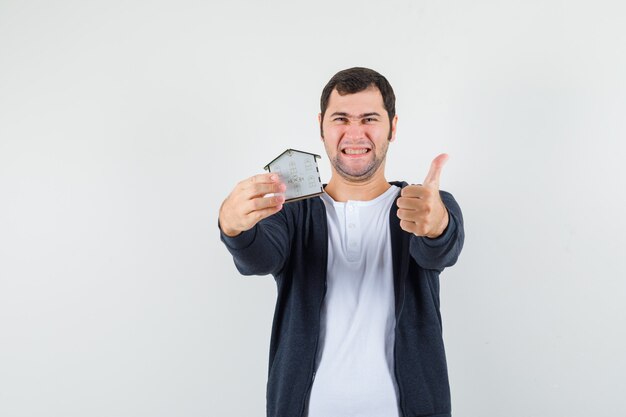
[319,86,397,182]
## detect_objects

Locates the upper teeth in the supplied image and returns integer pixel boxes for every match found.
[344,149,368,155]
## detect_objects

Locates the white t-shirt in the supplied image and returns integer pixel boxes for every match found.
[307,185,401,417]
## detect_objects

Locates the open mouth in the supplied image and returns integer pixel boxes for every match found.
[341,148,371,155]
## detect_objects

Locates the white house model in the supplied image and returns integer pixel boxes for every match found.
[264,149,324,202]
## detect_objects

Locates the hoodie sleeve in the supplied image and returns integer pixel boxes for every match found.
[219,208,291,277]
[409,190,465,272]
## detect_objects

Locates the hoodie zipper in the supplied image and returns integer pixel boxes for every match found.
[393,281,407,416]
[392,187,409,417]
[299,278,327,417]
[299,211,329,417]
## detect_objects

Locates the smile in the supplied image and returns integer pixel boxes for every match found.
[342,148,371,155]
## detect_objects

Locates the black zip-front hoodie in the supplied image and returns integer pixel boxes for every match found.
[220,181,465,417]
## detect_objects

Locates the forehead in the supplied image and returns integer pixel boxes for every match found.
[326,86,386,115]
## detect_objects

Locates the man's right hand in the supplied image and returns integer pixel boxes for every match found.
[218,173,286,237]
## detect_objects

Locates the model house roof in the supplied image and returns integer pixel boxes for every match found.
[264,149,321,171]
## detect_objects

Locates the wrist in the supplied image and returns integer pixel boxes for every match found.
[426,207,449,239]
[219,218,242,238]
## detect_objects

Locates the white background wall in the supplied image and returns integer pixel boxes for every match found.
[1,0,625,416]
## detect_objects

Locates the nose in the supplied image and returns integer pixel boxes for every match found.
[344,122,365,140]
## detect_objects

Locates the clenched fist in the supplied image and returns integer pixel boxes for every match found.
[397,153,450,238]
[219,173,286,237]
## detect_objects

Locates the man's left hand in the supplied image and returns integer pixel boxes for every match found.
[397,153,450,238]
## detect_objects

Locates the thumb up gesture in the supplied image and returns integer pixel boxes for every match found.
[397,153,450,238]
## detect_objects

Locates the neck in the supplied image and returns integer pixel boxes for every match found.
[324,168,391,202]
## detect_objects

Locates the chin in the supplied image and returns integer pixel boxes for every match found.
[334,162,380,182]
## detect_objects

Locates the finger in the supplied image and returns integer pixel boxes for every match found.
[397,196,427,210]
[396,197,416,209]
[237,172,281,190]
[399,219,423,236]
[246,173,283,186]
[247,203,284,225]
[399,186,431,200]
[245,194,286,214]
[423,153,449,189]
[245,181,286,199]
[397,205,431,220]
[397,208,421,223]
[399,219,431,237]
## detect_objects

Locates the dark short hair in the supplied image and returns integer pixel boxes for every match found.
[320,67,396,133]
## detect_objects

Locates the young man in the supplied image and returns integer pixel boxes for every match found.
[218,67,464,417]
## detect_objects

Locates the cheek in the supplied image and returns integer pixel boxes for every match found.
[372,125,390,137]
[321,135,338,155]
[322,127,343,144]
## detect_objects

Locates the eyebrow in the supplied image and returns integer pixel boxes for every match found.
[329,112,382,118]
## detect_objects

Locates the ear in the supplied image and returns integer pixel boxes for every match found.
[318,113,324,140]
[388,115,398,142]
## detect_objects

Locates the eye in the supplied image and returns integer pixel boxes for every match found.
[333,117,348,122]
[364,117,378,123]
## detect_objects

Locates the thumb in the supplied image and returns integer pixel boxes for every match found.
[423,153,449,189]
